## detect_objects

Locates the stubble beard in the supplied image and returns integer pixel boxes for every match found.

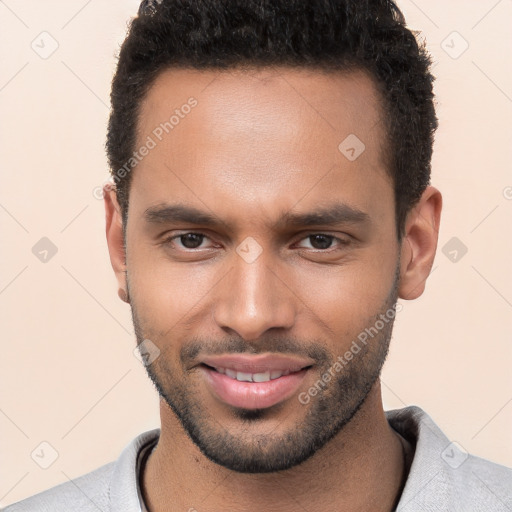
[129,266,400,473]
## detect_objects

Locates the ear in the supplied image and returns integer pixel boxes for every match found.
[398,186,442,300]
[104,184,129,303]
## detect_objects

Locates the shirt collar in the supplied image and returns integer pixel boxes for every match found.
[106,406,497,512]
[386,405,452,510]
[108,428,160,512]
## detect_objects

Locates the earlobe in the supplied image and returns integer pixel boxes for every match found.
[398,186,442,300]
[104,184,129,302]
[118,287,130,304]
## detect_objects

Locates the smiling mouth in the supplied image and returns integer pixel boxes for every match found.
[197,353,315,409]
[201,363,311,383]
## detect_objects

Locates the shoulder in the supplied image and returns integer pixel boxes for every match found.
[413,452,512,511]
[448,453,512,510]
[1,462,115,512]
[2,428,160,512]
[387,406,512,511]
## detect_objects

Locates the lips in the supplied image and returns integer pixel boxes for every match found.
[201,353,313,373]
[199,354,313,410]
[213,367,294,382]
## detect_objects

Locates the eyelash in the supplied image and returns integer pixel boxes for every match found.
[161,232,351,252]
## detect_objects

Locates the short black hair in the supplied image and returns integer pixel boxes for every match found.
[106,0,437,237]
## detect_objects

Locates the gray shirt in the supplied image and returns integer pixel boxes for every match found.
[3,406,511,511]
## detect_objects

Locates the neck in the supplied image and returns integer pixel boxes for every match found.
[141,380,410,512]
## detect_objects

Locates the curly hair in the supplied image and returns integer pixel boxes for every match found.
[106,0,437,237]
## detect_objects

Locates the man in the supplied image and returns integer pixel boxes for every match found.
[5,0,511,510]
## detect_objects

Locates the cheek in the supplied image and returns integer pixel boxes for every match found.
[292,255,397,337]
[127,245,225,330]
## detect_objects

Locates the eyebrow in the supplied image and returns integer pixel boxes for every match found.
[143,202,370,230]
[279,203,370,228]
[145,204,220,226]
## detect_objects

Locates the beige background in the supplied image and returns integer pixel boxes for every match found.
[1,0,511,507]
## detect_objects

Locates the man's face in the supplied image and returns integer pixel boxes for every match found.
[124,68,400,472]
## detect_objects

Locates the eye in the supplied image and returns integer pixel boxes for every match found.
[296,234,349,251]
[163,232,215,250]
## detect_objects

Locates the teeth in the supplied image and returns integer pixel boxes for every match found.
[225,368,237,379]
[252,371,270,382]
[215,367,294,382]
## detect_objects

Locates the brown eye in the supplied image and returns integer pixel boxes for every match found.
[308,234,334,250]
[178,233,206,249]
[295,233,351,253]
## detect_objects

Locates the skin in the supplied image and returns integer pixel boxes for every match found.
[104,67,442,512]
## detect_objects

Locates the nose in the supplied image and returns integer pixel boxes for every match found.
[213,252,296,341]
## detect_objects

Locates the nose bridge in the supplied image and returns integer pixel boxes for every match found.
[213,248,295,341]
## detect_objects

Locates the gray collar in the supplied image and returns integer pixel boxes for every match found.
[106,407,511,511]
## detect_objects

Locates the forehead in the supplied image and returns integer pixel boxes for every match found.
[132,67,393,227]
